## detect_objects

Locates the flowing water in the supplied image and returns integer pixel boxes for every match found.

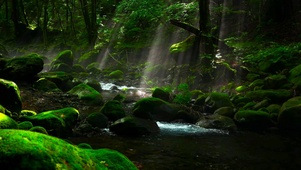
[70,83,301,170]
[70,122,301,170]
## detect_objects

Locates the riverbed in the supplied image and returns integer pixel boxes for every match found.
[70,122,301,170]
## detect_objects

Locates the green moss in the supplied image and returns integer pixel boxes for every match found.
[33,78,62,92]
[86,112,108,128]
[53,50,73,66]
[77,143,92,149]
[152,88,170,101]
[169,35,196,54]
[0,129,138,169]
[246,89,292,103]
[67,83,103,105]
[18,121,33,130]
[29,126,48,134]
[234,110,272,130]
[20,110,37,117]
[100,100,126,121]
[0,112,18,129]
[109,70,124,80]
[0,78,22,113]
[235,85,248,93]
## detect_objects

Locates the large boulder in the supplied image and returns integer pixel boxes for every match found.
[0,78,22,114]
[20,107,79,137]
[152,87,171,102]
[234,110,273,130]
[100,100,126,121]
[38,71,74,92]
[0,129,138,170]
[67,83,104,105]
[132,97,179,122]
[109,116,160,136]
[86,112,109,128]
[246,89,292,103]
[51,50,74,66]
[0,53,44,81]
[33,78,62,92]
[0,112,18,129]
[196,114,237,132]
[204,92,234,113]
[278,96,301,131]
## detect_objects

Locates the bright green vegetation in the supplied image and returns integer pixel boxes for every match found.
[0,129,138,170]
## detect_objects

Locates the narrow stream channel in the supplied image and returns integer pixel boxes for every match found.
[70,83,301,170]
[70,122,301,170]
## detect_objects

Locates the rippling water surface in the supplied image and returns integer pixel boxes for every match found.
[70,121,301,170]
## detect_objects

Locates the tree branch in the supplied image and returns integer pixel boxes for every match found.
[170,19,200,36]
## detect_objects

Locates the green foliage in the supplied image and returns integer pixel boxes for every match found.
[165,2,198,22]
[173,83,192,104]
[115,0,165,44]
[243,42,301,66]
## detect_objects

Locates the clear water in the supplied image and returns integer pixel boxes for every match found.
[70,122,301,170]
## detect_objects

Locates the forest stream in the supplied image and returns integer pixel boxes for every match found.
[69,83,301,170]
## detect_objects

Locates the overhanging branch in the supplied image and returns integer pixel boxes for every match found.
[170,19,200,36]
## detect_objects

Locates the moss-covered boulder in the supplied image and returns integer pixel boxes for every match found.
[248,79,264,90]
[132,97,179,122]
[33,78,62,92]
[0,78,22,114]
[18,121,34,130]
[204,92,234,113]
[86,112,109,128]
[20,107,79,137]
[78,50,100,67]
[214,107,235,118]
[29,126,48,134]
[0,112,18,129]
[109,116,160,136]
[278,97,301,131]
[52,50,74,66]
[20,109,37,117]
[38,71,74,92]
[84,79,102,92]
[263,74,287,89]
[100,100,126,121]
[0,129,138,169]
[77,143,92,149]
[71,64,86,73]
[0,53,44,80]
[234,110,273,130]
[50,62,73,72]
[246,89,292,103]
[196,114,237,132]
[67,83,104,105]
[109,70,124,80]
[152,88,170,102]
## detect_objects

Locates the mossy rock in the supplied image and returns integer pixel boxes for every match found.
[18,121,34,130]
[263,74,287,89]
[67,83,104,105]
[278,97,301,131]
[109,70,124,80]
[113,94,126,102]
[235,85,248,93]
[234,110,273,130]
[77,143,92,149]
[109,116,160,136]
[196,114,237,132]
[248,79,264,90]
[0,78,22,114]
[246,73,260,81]
[84,79,102,92]
[100,100,126,121]
[246,89,292,103]
[86,112,108,128]
[20,107,79,137]
[133,97,179,122]
[78,50,100,67]
[50,62,73,72]
[214,107,235,118]
[0,129,138,169]
[29,126,48,135]
[20,110,37,117]
[0,104,12,117]
[38,71,74,92]
[204,92,234,113]
[52,50,73,66]
[33,78,62,92]
[71,64,86,73]
[169,35,196,54]
[152,88,170,102]
[0,53,44,80]
[0,112,18,129]
[252,99,270,110]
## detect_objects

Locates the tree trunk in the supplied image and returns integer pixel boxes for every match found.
[42,0,49,46]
